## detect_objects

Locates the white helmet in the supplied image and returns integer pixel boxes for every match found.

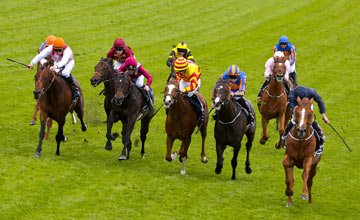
[274,51,285,58]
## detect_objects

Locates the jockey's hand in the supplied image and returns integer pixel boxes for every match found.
[50,66,56,71]
[322,113,330,124]
[144,85,149,92]
[211,103,215,109]
[27,64,33,69]
[231,92,235,96]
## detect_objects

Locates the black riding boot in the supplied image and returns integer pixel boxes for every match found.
[312,121,325,146]
[257,79,270,103]
[65,74,80,103]
[289,72,298,87]
[237,98,255,125]
[191,94,204,121]
[284,81,291,94]
[282,121,295,146]
[141,87,153,112]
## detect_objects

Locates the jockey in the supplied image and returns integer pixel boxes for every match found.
[117,57,154,112]
[282,85,330,154]
[166,41,195,82]
[38,35,56,53]
[212,65,255,125]
[273,35,297,86]
[28,37,80,104]
[257,51,291,103]
[173,57,204,121]
[107,38,135,71]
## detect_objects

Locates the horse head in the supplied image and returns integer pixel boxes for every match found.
[211,79,231,111]
[164,77,180,109]
[273,56,287,82]
[293,97,314,137]
[33,58,55,99]
[111,72,132,106]
[91,57,114,87]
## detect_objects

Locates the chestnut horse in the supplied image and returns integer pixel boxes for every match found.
[33,59,87,157]
[258,56,291,149]
[164,77,208,175]
[282,97,320,207]
[212,79,256,180]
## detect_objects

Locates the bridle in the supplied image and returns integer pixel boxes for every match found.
[37,66,56,94]
[116,73,132,99]
[94,60,117,83]
[264,63,286,98]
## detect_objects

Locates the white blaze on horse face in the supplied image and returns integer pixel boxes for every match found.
[299,108,306,128]
[165,84,175,103]
[278,63,283,66]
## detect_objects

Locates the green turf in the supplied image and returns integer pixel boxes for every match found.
[1,0,359,219]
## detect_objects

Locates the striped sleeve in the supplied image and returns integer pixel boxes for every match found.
[184,73,199,92]
[273,45,278,54]
[186,51,195,62]
[234,75,247,97]
[290,46,296,65]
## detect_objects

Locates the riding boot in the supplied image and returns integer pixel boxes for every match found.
[141,87,153,112]
[237,98,255,126]
[212,111,217,120]
[284,81,291,94]
[191,94,204,121]
[289,72,298,87]
[64,74,80,103]
[312,121,325,146]
[257,79,270,104]
[282,120,295,146]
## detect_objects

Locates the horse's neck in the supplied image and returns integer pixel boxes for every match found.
[169,95,186,116]
[45,76,66,104]
[218,100,237,121]
[268,77,284,96]
[104,69,115,95]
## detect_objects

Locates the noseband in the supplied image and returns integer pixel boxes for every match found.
[37,67,56,94]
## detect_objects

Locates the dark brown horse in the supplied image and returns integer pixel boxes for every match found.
[258,56,291,149]
[33,59,87,157]
[282,97,320,207]
[91,60,153,160]
[164,77,208,175]
[211,79,256,180]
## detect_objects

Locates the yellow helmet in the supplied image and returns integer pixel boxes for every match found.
[53,38,65,49]
[176,41,188,54]
[174,57,188,72]
[227,65,240,76]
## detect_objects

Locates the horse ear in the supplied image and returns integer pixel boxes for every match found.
[309,97,314,105]
[211,87,215,100]
[297,96,301,104]
[226,86,231,100]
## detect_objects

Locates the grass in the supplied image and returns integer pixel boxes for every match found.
[0,0,359,219]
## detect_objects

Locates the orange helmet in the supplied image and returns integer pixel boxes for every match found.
[53,38,65,49]
[174,57,188,72]
[45,35,56,46]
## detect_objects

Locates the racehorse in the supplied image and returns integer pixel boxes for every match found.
[282,97,320,207]
[164,77,208,175]
[258,56,292,149]
[212,79,256,180]
[33,59,87,157]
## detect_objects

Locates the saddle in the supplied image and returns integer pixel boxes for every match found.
[183,92,204,121]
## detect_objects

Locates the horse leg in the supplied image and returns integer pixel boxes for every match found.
[34,112,48,157]
[308,156,321,204]
[275,114,286,149]
[105,113,115,151]
[200,122,208,163]
[245,130,255,174]
[120,119,136,160]
[30,100,40,125]
[55,119,66,156]
[74,96,87,132]
[283,154,295,207]
[165,135,175,162]
[45,118,53,140]
[179,138,191,175]
[215,142,226,175]
[231,146,240,180]
[260,117,270,145]
[140,116,151,159]
[300,157,313,201]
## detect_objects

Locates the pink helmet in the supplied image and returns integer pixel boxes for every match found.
[113,38,125,47]
[124,57,138,67]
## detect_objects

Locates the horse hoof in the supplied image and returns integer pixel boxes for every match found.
[141,153,145,159]
[34,152,41,157]
[260,139,266,145]
[30,120,36,126]
[111,132,119,140]
[81,124,87,132]
[118,155,126,160]
[300,195,309,200]
[55,152,60,156]
[171,151,178,160]
[201,156,208,163]
[245,167,252,174]
[181,170,186,175]
[285,203,292,207]
[231,176,236,180]
[215,167,222,174]
[105,144,112,151]
[275,142,282,149]
[64,136,68,142]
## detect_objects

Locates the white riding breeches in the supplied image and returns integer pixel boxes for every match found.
[55,59,74,78]
[114,60,124,72]
[135,75,144,88]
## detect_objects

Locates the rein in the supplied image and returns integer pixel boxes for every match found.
[94,60,116,83]
[218,100,243,125]
[40,69,56,94]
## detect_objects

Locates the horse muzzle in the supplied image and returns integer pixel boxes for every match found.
[296,127,307,137]
[213,97,223,111]
[111,96,124,106]
[33,90,41,99]
[90,78,101,87]
[275,74,284,82]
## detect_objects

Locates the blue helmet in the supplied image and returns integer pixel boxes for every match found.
[279,35,288,44]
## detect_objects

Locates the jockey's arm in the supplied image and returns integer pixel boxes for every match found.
[55,48,72,69]
[182,75,198,92]
[289,47,296,66]
[187,51,195,62]
[30,46,52,66]
[233,75,247,97]
[139,65,153,87]
[167,50,175,67]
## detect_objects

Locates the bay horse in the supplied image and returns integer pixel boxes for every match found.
[282,97,320,207]
[33,59,87,157]
[258,56,292,149]
[164,77,208,175]
[212,79,256,180]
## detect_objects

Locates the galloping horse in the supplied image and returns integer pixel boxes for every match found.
[164,77,208,175]
[33,59,87,157]
[212,79,256,180]
[91,60,153,160]
[282,97,320,207]
[258,56,291,149]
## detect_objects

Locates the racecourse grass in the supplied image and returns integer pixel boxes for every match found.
[0,0,360,219]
